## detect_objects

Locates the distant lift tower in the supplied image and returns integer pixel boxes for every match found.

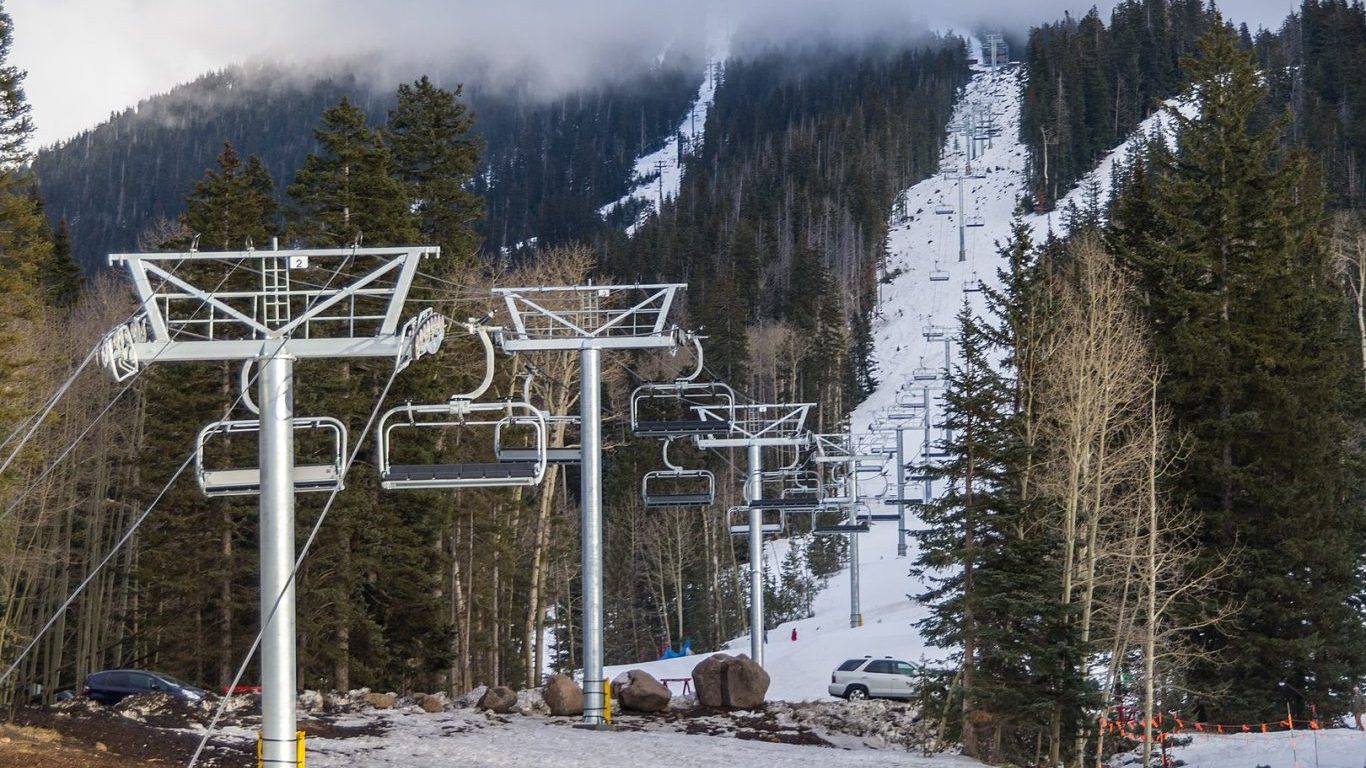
[694,402,813,665]
[985,33,1009,68]
[493,284,687,727]
[101,244,440,768]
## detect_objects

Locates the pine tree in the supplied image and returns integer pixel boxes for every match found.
[287,98,417,247]
[40,218,82,308]
[1119,21,1366,721]
[0,2,30,170]
[184,142,278,250]
[386,77,483,265]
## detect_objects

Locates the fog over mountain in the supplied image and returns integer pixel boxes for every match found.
[11,0,1293,147]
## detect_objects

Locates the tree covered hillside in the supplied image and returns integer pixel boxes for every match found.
[30,59,702,271]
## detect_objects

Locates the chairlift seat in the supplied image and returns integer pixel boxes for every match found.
[814,523,870,535]
[642,466,715,508]
[884,498,926,506]
[929,270,950,282]
[200,465,342,497]
[863,513,903,522]
[747,497,821,509]
[377,400,548,490]
[909,474,935,482]
[730,523,783,535]
[934,204,955,215]
[647,493,715,508]
[630,377,737,437]
[497,447,581,465]
[384,462,539,486]
[633,420,732,437]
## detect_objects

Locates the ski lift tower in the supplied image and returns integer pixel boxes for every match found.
[492,283,686,727]
[101,243,441,768]
[694,402,813,665]
[985,33,1009,69]
[812,431,886,628]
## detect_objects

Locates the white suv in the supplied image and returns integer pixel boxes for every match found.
[828,656,917,700]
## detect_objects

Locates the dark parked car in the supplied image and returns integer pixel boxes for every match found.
[83,669,209,706]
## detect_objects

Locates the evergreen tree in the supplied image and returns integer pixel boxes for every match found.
[185,142,278,250]
[287,97,417,247]
[0,2,30,170]
[0,0,50,444]
[1116,22,1366,721]
[386,77,483,265]
[913,302,1011,760]
[40,218,82,308]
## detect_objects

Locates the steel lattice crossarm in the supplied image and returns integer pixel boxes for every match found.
[103,245,439,367]
[692,402,814,449]
[811,431,883,465]
[492,283,685,351]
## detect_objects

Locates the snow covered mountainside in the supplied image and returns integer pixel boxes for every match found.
[598,35,729,236]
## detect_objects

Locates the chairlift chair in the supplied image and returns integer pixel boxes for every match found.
[851,501,899,523]
[934,202,955,215]
[376,321,550,490]
[377,399,548,489]
[496,413,581,465]
[813,523,870,534]
[965,214,985,228]
[195,417,347,497]
[911,359,940,382]
[929,262,950,282]
[641,438,716,508]
[500,369,581,464]
[813,507,870,535]
[727,506,785,535]
[894,389,927,408]
[630,336,736,437]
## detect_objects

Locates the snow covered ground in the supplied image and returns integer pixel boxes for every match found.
[298,706,983,768]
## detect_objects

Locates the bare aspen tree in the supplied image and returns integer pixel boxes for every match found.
[1332,213,1366,388]
[1036,236,1153,767]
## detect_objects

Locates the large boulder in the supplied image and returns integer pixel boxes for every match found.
[612,670,671,713]
[722,655,770,709]
[691,654,729,708]
[542,674,583,716]
[413,693,446,713]
[362,692,396,710]
[690,653,770,709]
[477,685,518,714]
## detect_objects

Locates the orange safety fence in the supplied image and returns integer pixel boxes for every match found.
[1100,711,1324,745]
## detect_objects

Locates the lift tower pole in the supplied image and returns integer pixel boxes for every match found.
[101,245,438,768]
[695,402,813,667]
[494,284,686,727]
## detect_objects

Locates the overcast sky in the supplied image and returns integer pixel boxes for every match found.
[10,0,1296,149]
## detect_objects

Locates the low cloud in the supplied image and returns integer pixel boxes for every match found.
[10,0,1293,147]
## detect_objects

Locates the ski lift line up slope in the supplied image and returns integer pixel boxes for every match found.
[605,46,1199,706]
